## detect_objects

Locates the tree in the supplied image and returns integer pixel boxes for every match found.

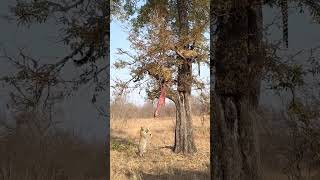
[113,0,210,154]
[0,0,110,178]
[211,0,320,179]
[211,1,264,179]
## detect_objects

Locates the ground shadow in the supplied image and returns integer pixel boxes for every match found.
[159,145,174,150]
[153,129,166,134]
[110,128,128,136]
[140,169,210,180]
[110,135,137,146]
[110,134,140,156]
[111,135,136,146]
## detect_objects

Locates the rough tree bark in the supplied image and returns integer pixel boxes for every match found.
[211,0,264,179]
[173,0,197,154]
[173,91,197,154]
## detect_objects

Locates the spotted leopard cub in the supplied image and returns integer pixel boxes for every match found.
[138,127,152,157]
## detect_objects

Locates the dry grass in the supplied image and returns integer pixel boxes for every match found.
[110,116,210,180]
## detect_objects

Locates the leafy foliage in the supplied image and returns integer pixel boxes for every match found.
[111,0,137,20]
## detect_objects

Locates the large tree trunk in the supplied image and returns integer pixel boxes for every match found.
[211,1,264,179]
[172,0,197,154]
[174,91,197,154]
[173,58,197,154]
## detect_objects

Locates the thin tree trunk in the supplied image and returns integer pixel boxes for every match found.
[211,0,264,179]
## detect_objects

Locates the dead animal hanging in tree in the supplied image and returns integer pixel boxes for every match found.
[154,84,166,118]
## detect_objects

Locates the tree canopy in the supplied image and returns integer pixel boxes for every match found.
[112,0,210,103]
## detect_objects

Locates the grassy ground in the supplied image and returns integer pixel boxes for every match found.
[110,116,210,180]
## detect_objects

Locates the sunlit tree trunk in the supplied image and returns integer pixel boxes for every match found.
[173,0,197,154]
[211,0,264,179]
[174,91,197,154]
